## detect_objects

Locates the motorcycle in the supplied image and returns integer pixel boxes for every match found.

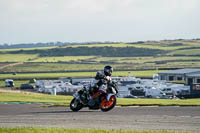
[70,80,118,112]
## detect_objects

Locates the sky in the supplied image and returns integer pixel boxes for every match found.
[0,0,200,44]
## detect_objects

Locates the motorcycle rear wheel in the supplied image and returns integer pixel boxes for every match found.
[70,98,83,112]
[100,95,116,112]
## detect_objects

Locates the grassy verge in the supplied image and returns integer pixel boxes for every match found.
[0,127,192,133]
[117,98,200,106]
[0,91,200,106]
[0,91,72,105]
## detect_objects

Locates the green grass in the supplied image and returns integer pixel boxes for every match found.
[1,63,109,72]
[0,72,96,79]
[0,127,192,133]
[29,56,96,62]
[168,49,200,56]
[89,56,196,64]
[1,55,200,73]
[0,62,165,73]
[0,92,72,105]
[186,42,200,47]
[1,54,200,64]
[0,54,39,62]
[0,70,163,79]
[117,98,200,106]
[61,43,189,50]
[126,44,188,50]
[0,92,200,106]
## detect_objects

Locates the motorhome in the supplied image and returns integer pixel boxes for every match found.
[35,80,83,94]
[117,85,135,98]
[145,87,166,98]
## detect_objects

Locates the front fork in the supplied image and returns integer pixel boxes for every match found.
[106,94,115,101]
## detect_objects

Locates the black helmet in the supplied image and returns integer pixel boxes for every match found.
[104,66,113,76]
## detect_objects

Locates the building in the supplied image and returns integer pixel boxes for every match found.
[185,72,200,85]
[158,69,200,85]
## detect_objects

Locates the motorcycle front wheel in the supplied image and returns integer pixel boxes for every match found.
[70,98,83,112]
[100,95,116,112]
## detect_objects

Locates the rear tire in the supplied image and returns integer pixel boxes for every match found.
[70,98,83,112]
[100,95,116,112]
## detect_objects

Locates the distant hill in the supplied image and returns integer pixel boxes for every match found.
[1,39,200,57]
[0,41,118,49]
[0,42,68,49]
[7,46,165,57]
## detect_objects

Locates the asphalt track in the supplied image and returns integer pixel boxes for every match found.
[0,104,200,131]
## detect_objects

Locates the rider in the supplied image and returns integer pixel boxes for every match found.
[90,65,113,95]
[79,66,113,101]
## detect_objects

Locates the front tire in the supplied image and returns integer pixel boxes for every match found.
[100,95,116,112]
[70,98,83,112]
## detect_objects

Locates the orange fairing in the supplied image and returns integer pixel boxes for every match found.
[100,96,115,109]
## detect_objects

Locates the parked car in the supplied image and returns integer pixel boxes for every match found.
[5,79,14,87]
[20,84,34,89]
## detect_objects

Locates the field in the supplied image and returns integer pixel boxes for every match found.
[0,54,38,62]
[0,70,163,80]
[1,63,161,72]
[1,55,200,73]
[0,40,200,79]
[1,61,200,74]
[30,56,96,62]
[0,127,192,133]
[29,56,200,64]
[168,49,200,56]
[61,42,199,50]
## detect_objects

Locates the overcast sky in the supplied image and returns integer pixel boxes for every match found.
[0,0,200,44]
